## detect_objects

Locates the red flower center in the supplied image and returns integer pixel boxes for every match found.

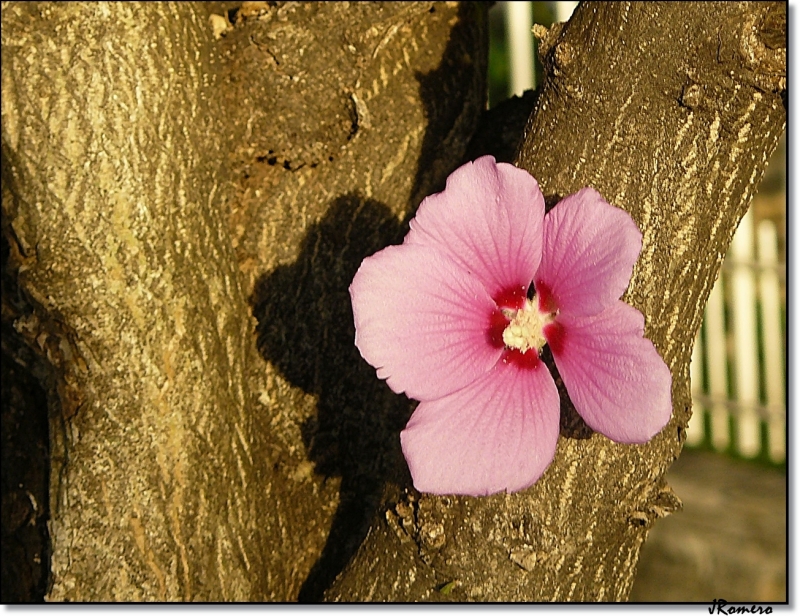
[488,283,560,370]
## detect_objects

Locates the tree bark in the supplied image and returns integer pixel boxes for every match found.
[2,0,487,601]
[2,2,276,600]
[0,0,784,603]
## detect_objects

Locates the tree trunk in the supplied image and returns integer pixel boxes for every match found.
[2,0,486,601]
[0,0,784,602]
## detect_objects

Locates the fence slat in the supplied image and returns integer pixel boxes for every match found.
[505,2,534,96]
[730,209,761,457]
[553,1,579,22]
[687,334,705,445]
[757,219,785,462]
[705,268,730,452]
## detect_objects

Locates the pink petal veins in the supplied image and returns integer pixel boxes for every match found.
[548,302,672,444]
[350,243,503,402]
[400,357,560,496]
[406,155,545,300]
[536,187,642,317]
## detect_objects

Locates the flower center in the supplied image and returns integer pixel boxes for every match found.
[501,298,553,354]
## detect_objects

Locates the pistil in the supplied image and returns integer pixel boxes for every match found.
[501,298,552,353]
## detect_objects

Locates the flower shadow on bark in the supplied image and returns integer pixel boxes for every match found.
[249,2,599,597]
[251,195,415,601]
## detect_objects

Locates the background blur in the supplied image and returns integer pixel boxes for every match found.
[488,2,787,602]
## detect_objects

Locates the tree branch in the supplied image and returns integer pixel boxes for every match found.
[325,1,785,601]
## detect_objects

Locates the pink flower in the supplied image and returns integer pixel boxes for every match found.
[349,156,672,496]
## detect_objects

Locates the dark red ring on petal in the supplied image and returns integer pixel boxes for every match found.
[503,348,541,370]
[543,321,565,356]
[487,308,509,348]
[493,285,528,311]
[535,280,559,314]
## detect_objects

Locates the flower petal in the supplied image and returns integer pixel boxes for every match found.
[548,302,672,444]
[350,243,503,401]
[406,155,545,300]
[400,358,560,496]
[536,188,642,316]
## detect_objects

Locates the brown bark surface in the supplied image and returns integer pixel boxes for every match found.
[0,0,784,603]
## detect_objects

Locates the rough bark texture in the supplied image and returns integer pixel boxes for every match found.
[0,0,784,603]
[2,2,274,600]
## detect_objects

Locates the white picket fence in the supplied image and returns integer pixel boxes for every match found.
[687,209,786,462]
[499,1,787,463]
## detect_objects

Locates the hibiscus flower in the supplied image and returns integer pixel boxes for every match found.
[349,155,672,496]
